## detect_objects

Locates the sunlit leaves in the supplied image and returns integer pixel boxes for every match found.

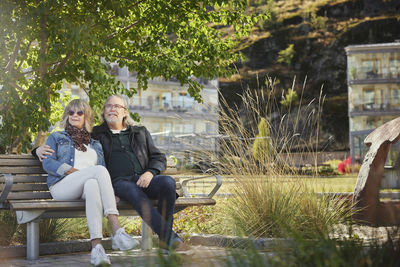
[0,0,262,152]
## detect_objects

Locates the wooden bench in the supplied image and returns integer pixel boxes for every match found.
[0,154,222,260]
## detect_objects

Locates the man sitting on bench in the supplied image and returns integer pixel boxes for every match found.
[35,95,189,252]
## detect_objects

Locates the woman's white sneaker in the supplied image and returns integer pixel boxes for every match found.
[112,228,139,251]
[90,244,111,266]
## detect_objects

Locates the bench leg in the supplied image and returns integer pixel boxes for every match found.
[26,220,39,260]
[141,219,152,251]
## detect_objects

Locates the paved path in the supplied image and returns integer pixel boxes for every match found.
[0,246,228,267]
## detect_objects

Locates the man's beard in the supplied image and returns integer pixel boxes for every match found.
[105,115,121,124]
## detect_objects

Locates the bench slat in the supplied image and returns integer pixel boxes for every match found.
[0,154,35,159]
[10,200,85,210]
[0,159,42,167]
[0,167,45,174]
[0,175,47,183]
[175,197,216,206]
[0,184,48,191]
[6,192,52,200]
[9,197,216,210]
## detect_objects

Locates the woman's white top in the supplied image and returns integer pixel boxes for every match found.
[73,144,98,169]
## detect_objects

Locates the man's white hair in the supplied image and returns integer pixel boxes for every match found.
[102,95,135,127]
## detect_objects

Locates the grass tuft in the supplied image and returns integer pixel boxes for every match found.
[212,77,353,239]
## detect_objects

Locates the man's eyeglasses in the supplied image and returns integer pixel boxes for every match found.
[68,110,84,116]
[104,104,126,110]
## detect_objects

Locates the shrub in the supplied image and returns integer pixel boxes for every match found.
[0,211,18,245]
[309,12,328,30]
[280,88,298,109]
[277,44,295,65]
[173,205,225,235]
[252,118,275,162]
[14,218,70,244]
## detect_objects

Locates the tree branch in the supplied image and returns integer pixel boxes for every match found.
[39,12,47,80]
[52,51,72,75]
[91,0,145,28]
[11,81,27,94]
[39,9,49,112]
[16,40,33,73]
[5,37,22,72]
[102,20,142,42]
[10,80,34,103]
[73,75,89,97]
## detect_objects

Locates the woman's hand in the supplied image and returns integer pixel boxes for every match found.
[136,171,154,188]
[36,145,55,162]
[65,167,78,175]
[115,196,120,204]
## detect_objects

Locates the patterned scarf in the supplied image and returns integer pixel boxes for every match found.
[65,123,91,152]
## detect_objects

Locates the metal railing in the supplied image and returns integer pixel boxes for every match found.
[350,97,400,112]
[129,97,218,114]
[348,69,400,81]
[107,66,213,86]
[151,132,220,154]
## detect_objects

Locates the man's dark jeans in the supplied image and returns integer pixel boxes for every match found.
[112,175,177,244]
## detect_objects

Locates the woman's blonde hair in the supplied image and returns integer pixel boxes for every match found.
[60,99,94,132]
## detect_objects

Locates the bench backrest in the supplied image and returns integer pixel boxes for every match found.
[0,154,183,205]
[0,154,51,201]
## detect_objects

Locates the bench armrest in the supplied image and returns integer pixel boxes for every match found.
[0,174,13,206]
[180,175,222,198]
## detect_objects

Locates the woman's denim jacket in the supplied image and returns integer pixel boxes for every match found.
[42,131,105,187]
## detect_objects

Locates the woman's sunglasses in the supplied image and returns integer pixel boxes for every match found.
[68,110,84,116]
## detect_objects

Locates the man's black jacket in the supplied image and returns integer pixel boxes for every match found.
[91,122,166,174]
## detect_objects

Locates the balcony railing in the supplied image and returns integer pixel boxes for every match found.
[151,132,220,153]
[350,98,400,113]
[348,69,400,82]
[107,66,213,86]
[129,97,218,114]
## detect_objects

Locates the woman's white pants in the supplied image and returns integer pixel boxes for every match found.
[49,165,119,240]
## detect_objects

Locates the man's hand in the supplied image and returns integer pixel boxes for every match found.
[115,196,120,204]
[137,171,154,188]
[65,167,78,175]
[36,145,55,162]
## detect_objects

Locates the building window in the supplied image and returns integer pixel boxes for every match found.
[174,124,184,134]
[361,59,380,78]
[110,64,119,76]
[119,66,128,76]
[206,122,214,133]
[161,92,172,110]
[151,123,161,133]
[177,93,194,109]
[155,92,172,110]
[362,88,375,109]
[391,88,400,106]
[184,124,194,134]
[389,57,400,77]
[352,134,369,162]
[364,117,382,130]
[362,88,383,109]
[162,123,172,134]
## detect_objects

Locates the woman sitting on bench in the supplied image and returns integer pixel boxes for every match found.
[42,99,137,266]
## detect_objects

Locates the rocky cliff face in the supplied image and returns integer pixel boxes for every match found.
[220,0,400,150]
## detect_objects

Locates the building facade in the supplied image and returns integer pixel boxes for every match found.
[108,63,219,162]
[345,42,400,164]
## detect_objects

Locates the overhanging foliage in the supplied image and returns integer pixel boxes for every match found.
[0,0,264,152]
